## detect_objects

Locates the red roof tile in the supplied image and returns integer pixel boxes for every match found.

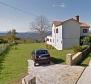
[52,20,90,28]
[80,22,90,28]
[52,21,62,27]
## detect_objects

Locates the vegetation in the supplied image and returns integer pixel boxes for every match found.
[0,43,73,84]
[80,35,91,46]
[30,15,50,42]
[79,52,91,66]
[0,29,17,44]
[5,29,17,43]
[72,46,82,53]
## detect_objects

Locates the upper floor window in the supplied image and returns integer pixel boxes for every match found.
[83,29,88,33]
[56,28,58,33]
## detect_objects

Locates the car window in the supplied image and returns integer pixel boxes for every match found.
[36,50,48,55]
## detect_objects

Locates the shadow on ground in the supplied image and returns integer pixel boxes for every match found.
[77,51,91,66]
[51,57,65,64]
[0,47,10,74]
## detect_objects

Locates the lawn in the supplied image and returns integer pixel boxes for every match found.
[80,53,91,66]
[0,43,73,84]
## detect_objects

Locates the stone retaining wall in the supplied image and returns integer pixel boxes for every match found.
[66,47,91,65]
[72,47,91,65]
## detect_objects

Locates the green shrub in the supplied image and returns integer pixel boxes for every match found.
[72,46,82,53]
[45,44,54,49]
[81,45,88,51]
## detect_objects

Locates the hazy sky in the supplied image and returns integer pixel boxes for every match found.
[0,0,91,32]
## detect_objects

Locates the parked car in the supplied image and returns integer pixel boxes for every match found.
[31,49,51,66]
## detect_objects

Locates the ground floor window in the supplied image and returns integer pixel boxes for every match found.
[46,38,49,41]
[83,29,88,33]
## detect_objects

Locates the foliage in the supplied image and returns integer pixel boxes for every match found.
[45,44,54,49]
[0,39,7,43]
[81,45,88,51]
[72,45,89,53]
[80,52,91,66]
[5,29,17,43]
[72,46,82,53]
[80,36,90,45]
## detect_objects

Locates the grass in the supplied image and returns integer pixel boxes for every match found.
[0,43,73,84]
[80,53,91,66]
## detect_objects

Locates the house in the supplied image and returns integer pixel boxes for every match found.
[46,16,90,50]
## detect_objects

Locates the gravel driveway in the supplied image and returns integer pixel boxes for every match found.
[25,60,85,84]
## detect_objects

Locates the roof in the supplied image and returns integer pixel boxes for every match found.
[52,21,62,27]
[52,18,78,27]
[53,19,90,28]
[80,22,90,28]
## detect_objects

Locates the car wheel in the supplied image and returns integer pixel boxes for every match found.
[48,61,50,64]
[34,62,36,66]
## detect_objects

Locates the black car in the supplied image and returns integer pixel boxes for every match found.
[31,49,51,66]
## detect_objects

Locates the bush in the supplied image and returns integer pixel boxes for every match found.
[72,46,82,53]
[45,44,54,49]
[81,45,88,51]
[80,36,90,46]
[72,45,88,53]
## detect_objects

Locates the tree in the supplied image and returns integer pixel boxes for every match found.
[80,36,90,45]
[5,29,16,43]
[30,16,50,42]
[11,29,16,42]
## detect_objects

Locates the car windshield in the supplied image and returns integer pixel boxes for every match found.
[36,50,48,55]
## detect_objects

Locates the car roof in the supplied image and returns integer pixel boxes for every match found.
[35,49,47,51]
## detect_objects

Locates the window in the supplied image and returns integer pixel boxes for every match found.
[56,28,58,33]
[83,29,88,33]
[50,39,52,42]
[46,38,49,41]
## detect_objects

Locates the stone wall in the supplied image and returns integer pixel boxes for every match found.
[66,47,91,65]
[73,47,91,65]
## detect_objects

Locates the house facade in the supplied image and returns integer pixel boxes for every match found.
[46,16,90,50]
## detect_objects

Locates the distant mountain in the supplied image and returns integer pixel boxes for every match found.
[0,31,52,40]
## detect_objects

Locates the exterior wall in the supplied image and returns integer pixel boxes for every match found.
[46,36,52,45]
[62,20,80,49]
[80,28,89,36]
[53,25,62,50]
[52,24,56,47]
[63,38,79,48]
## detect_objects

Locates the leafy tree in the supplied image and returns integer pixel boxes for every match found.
[5,29,16,43]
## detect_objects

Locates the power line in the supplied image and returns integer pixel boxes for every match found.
[0,1,37,17]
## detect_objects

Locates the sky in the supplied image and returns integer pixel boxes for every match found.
[0,0,91,32]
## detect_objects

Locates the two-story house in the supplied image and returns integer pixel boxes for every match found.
[46,16,90,50]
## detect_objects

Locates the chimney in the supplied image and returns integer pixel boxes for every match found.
[76,15,79,22]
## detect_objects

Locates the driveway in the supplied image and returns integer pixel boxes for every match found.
[77,62,91,84]
[27,60,85,84]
